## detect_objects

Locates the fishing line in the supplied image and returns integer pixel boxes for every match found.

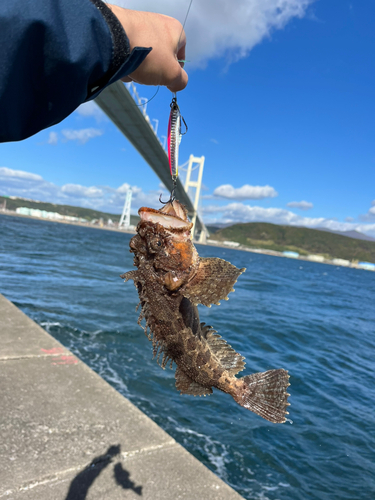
[132,86,159,107]
[178,0,193,49]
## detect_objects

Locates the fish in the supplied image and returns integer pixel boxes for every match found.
[121,199,290,423]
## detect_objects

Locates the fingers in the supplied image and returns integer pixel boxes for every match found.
[177,30,187,62]
[109,7,189,92]
[158,24,188,92]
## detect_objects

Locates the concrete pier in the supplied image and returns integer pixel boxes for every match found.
[0,294,244,499]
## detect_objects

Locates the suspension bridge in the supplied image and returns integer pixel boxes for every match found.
[94,81,207,242]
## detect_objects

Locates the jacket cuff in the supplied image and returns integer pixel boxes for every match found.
[88,0,152,99]
[87,46,152,100]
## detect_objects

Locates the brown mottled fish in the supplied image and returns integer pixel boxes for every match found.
[121,200,290,423]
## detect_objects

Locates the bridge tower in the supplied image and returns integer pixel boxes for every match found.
[119,188,132,229]
[183,155,208,243]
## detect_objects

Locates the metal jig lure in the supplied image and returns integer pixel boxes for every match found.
[167,95,187,192]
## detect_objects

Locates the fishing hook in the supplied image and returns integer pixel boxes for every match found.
[159,180,177,205]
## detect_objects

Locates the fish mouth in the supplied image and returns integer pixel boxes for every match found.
[139,201,193,231]
[159,200,188,220]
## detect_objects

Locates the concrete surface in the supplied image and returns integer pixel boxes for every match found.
[0,294,244,499]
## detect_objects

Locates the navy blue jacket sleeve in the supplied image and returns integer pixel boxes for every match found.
[0,0,151,142]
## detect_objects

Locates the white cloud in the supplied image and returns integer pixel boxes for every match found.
[286,200,313,210]
[0,167,162,214]
[61,184,104,198]
[203,203,311,222]
[213,184,278,200]
[112,0,313,67]
[201,202,375,237]
[0,167,60,201]
[359,201,375,221]
[0,167,43,181]
[111,184,160,209]
[75,101,106,122]
[116,183,132,195]
[47,131,58,145]
[61,128,103,144]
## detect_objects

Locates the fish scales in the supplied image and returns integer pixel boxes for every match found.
[127,267,225,389]
[121,199,290,423]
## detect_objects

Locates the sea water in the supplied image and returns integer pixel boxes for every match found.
[1,213,374,500]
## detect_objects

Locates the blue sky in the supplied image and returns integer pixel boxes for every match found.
[1,0,375,235]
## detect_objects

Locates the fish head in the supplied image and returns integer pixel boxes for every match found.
[134,200,198,275]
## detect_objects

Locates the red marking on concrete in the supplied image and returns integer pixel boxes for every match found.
[41,347,65,355]
[52,355,78,366]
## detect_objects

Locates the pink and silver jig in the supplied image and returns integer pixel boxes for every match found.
[160,95,187,205]
[167,95,187,184]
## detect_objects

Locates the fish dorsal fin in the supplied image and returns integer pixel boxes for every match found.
[205,329,246,376]
[181,257,245,307]
[175,366,213,396]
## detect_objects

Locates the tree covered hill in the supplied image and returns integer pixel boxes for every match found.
[210,222,375,263]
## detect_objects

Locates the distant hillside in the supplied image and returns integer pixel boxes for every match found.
[314,227,375,242]
[0,196,140,225]
[210,222,375,262]
[206,225,222,234]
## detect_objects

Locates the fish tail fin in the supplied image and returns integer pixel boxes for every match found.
[234,369,290,423]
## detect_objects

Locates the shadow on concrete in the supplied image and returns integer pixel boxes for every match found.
[114,462,143,495]
[65,444,142,499]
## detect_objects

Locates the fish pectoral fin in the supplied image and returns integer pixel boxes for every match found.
[206,330,246,376]
[200,323,216,339]
[181,257,245,307]
[175,366,213,396]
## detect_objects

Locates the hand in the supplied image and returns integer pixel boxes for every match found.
[107,5,188,93]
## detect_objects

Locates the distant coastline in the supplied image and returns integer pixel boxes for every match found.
[0,209,136,235]
[208,221,375,270]
[205,237,375,271]
[2,209,374,272]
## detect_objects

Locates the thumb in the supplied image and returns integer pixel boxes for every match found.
[167,63,188,92]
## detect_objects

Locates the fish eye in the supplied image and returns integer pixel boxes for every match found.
[149,238,163,252]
